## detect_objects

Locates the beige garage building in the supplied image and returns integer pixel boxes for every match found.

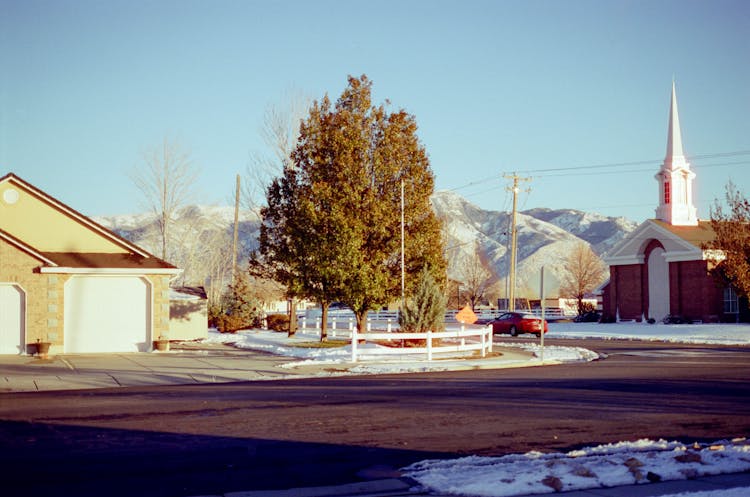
[0,173,180,355]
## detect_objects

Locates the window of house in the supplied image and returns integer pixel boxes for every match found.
[724,287,739,314]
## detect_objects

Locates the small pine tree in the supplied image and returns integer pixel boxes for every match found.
[216,272,264,332]
[399,268,446,333]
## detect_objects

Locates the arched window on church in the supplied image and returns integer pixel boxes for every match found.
[664,181,671,204]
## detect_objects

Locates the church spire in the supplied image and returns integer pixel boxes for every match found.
[665,80,685,164]
[655,81,698,226]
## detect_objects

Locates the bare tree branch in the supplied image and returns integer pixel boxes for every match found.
[559,242,607,315]
[459,242,494,311]
[244,90,311,217]
[131,137,199,261]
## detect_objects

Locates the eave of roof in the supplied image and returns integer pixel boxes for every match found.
[40,252,178,270]
[650,219,716,248]
[0,228,58,265]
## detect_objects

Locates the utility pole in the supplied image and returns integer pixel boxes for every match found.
[401,179,405,310]
[504,173,531,311]
[231,174,240,283]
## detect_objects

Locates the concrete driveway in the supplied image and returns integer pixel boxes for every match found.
[0,342,323,392]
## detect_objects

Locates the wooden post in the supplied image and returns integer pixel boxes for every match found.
[540,266,546,363]
[351,327,358,362]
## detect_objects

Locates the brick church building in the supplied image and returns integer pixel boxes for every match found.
[601,83,745,323]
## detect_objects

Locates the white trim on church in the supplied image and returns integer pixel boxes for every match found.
[654,81,698,226]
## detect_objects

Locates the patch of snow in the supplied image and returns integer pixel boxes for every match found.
[403,438,750,497]
[203,328,599,376]
[499,341,602,362]
[549,322,750,346]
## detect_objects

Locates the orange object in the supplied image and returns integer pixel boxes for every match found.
[455,305,477,324]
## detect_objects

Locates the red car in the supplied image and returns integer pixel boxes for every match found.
[482,312,548,337]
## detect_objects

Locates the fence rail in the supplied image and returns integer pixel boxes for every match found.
[294,316,493,362]
[350,325,493,362]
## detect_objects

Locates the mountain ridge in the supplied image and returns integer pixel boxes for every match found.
[94,192,637,297]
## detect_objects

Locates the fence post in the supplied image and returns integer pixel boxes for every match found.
[487,325,493,353]
[460,324,465,347]
[387,319,392,333]
[480,327,486,357]
[351,327,358,362]
[332,316,337,331]
[427,330,433,361]
[301,317,307,332]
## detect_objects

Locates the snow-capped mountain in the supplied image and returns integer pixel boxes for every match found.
[521,207,637,255]
[95,193,636,296]
[431,191,637,295]
[94,205,261,287]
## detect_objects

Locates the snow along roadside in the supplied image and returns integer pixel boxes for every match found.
[403,438,750,497]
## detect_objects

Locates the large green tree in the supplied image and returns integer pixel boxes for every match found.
[705,181,750,299]
[259,75,445,337]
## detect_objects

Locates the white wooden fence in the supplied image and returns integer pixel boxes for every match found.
[350,325,493,362]
[295,313,493,362]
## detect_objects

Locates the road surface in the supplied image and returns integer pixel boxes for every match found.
[1,338,748,497]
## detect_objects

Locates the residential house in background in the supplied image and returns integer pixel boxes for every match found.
[0,173,180,355]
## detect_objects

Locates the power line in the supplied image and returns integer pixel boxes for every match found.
[522,150,750,175]
[445,149,750,192]
[534,159,750,178]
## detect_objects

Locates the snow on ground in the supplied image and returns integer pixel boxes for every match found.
[203,321,749,376]
[548,321,750,345]
[203,327,599,376]
[403,439,750,497]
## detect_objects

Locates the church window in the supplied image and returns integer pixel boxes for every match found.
[724,287,739,314]
[664,181,670,204]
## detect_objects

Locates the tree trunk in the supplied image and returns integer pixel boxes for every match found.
[354,309,369,334]
[320,303,329,342]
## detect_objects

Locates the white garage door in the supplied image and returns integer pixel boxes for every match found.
[65,276,151,353]
[0,284,25,355]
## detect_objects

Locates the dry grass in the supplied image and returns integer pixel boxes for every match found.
[292,340,349,349]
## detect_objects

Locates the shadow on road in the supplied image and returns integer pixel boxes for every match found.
[0,419,446,497]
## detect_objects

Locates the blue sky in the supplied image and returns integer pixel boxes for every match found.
[1,0,749,222]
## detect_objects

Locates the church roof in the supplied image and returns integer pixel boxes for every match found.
[604,218,716,266]
[650,219,715,248]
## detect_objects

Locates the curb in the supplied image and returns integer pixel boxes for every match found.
[189,472,750,497]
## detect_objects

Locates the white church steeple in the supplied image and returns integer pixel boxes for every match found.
[655,81,698,226]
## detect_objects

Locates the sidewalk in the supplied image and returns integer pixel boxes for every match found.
[0,342,537,393]
[205,472,750,497]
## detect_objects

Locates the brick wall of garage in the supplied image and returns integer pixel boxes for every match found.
[2,239,175,353]
[149,275,172,342]
[0,239,64,353]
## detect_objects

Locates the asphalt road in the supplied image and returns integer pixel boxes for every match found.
[2,338,749,497]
